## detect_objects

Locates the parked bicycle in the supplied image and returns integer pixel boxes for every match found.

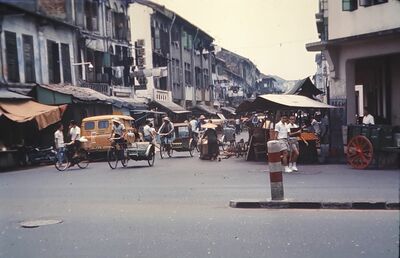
[54,142,90,171]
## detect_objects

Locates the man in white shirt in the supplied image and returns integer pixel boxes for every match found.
[110,118,126,145]
[362,108,375,125]
[54,123,65,164]
[274,114,292,173]
[287,115,301,172]
[143,120,152,142]
[189,116,198,133]
[68,120,81,158]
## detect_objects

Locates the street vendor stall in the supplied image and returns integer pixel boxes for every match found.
[236,94,336,162]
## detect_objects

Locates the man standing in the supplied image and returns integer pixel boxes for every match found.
[287,115,301,172]
[143,120,152,142]
[274,114,292,173]
[362,108,375,125]
[189,116,198,133]
[54,123,65,164]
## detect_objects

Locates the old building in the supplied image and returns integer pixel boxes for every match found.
[128,0,214,117]
[306,0,400,154]
[0,0,131,97]
[213,48,260,108]
[0,0,78,90]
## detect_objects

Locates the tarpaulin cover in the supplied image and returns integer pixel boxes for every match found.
[0,100,66,130]
[237,94,336,113]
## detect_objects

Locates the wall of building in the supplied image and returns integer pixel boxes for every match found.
[129,4,155,100]
[1,13,76,85]
[328,0,400,40]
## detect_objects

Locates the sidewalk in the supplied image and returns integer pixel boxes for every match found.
[229,163,400,209]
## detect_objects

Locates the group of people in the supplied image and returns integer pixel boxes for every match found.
[54,120,81,162]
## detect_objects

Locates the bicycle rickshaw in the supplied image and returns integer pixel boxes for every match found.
[160,123,195,158]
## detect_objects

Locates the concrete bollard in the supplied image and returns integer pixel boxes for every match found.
[267,140,284,200]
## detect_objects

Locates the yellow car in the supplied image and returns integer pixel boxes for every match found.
[81,115,137,153]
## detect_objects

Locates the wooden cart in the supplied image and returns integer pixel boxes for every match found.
[346,124,400,169]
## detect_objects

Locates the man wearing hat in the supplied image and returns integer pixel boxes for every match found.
[158,117,175,151]
[109,118,126,146]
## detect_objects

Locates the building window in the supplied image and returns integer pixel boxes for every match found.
[22,34,35,83]
[342,0,357,11]
[5,31,20,82]
[61,43,72,83]
[184,62,191,85]
[195,67,201,87]
[47,40,61,84]
[359,0,387,6]
[203,68,209,88]
[85,0,99,31]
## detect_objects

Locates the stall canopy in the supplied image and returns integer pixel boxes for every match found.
[220,106,237,115]
[236,94,336,113]
[0,100,66,130]
[192,104,220,116]
[149,100,190,114]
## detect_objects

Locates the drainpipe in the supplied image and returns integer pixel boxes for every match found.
[192,28,199,107]
[0,16,5,84]
[168,13,176,100]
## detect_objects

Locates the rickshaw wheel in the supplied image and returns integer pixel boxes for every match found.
[347,135,373,169]
[147,149,155,167]
[189,139,194,157]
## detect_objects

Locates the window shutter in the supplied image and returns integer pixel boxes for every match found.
[5,31,20,82]
[22,35,36,83]
[61,43,72,83]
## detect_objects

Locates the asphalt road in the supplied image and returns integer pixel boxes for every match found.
[0,151,399,258]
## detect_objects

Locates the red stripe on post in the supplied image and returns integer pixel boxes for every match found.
[270,171,283,183]
[268,152,281,163]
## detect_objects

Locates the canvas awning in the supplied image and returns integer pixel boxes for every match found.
[0,100,66,130]
[150,100,191,114]
[220,106,237,115]
[236,94,336,113]
[192,104,220,115]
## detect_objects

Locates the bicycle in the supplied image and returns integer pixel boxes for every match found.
[54,144,90,171]
[159,134,173,159]
[107,137,128,169]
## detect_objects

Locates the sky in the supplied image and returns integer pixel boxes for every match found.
[151,0,320,81]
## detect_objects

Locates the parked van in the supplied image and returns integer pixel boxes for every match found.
[81,115,137,153]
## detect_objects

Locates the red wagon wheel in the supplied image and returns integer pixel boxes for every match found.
[347,135,373,169]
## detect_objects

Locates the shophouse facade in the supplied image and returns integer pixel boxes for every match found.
[128,0,214,111]
[307,0,400,154]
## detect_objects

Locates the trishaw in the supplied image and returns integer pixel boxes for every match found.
[160,123,195,158]
[346,124,400,169]
[107,138,155,169]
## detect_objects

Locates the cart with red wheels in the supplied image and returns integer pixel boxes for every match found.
[346,125,399,169]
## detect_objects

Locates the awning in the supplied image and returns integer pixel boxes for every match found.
[236,94,336,113]
[220,106,236,115]
[193,104,220,115]
[150,100,191,114]
[0,89,32,100]
[0,100,66,130]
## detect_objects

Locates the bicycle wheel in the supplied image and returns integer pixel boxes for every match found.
[107,147,119,169]
[77,149,90,169]
[120,148,128,168]
[189,139,194,157]
[55,152,69,171]
[147,148,155,167]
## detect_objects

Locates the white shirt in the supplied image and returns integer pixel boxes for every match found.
[54,130,64,148]
[235,119,240,125]
[189,119,197,131]
[112,123,125,136]
[362,114,375,125]
[143,125,151,136]
[287,123,299,139]
[275,121,288,139]
[69,126,81,141]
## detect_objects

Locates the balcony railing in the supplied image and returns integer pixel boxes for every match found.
[154,89,172,102]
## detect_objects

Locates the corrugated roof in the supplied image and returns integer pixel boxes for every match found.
[151,100,190,114]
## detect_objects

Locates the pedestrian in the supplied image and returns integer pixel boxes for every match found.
[196,115,206,133]
[148,123,157,144]
[54,123,65,164]
[287,115,300,172]
[274,114,292,173]
[235,116,241,134]
[201,121,219,161]
[251,113,259,127]
[311,112,322,137]
[158,117,175,150]
[189,116,198,133]
[362,108,375,125]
